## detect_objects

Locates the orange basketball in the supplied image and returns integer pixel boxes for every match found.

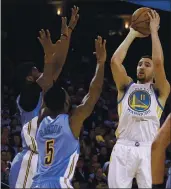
[131,7,151,35]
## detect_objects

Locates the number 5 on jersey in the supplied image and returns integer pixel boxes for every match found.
[45,139,54,165]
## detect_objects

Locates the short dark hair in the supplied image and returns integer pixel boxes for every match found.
[140,55,152,60]
[15,62,35,90]
[44,82,66,112]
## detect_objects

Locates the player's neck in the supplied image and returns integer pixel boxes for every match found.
[137,80,153,84]
[47,109,65,119]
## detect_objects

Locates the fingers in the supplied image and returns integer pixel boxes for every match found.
[148,9,160,20]
[71,6,79,16]
[69,6,79,29]
[56,40,61,44]
[75,14,79,22]
[103,40,106,50]
[37,29,53,49]
[151,10,156,19]
[154,10,160,21]
[46,29,51,39]
[38,29,50,39]
[147,12,153,20]
[94,36,106,52]
[37,37,42,45]
[62,17,67,27]
[98,36,102,46]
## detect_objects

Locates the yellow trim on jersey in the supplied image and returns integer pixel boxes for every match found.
[117,103,122,117]
[67,155,76,179]
[156,105,163,119]
[23,151,34,189]
[115,129,119,138]
[28,121,31,134]
[116,103,122,138]
[28,121,36,152]
[110,155,112,162]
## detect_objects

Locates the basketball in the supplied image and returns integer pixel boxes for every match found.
[131,7,151,35]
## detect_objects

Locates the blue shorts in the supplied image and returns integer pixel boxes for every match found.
[31,178,73,188]
[9,149,38,188]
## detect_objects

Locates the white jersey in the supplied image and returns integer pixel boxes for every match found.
[115,82,164,142]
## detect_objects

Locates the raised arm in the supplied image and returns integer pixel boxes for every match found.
[111,28,148,91]
[70,36,106,138]
[52,6,79,81]
[148,10,170,101]
[37,6,79,91]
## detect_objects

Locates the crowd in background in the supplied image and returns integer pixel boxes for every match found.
[1,52,171,189]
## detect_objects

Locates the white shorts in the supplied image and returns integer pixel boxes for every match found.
[9,149,38,188]
[108,139,152,188]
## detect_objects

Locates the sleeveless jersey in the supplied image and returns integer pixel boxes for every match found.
[16,92,42,125]
[115,82,164,142]
[33,114,80,182]
[21,116,38,152]
[16,93,42,151]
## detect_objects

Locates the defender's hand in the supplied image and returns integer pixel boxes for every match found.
[94,36,107,64]
[68,6,79,31]
[38,29,61,62]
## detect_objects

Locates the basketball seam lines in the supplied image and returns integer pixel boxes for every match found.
[132,19,150,26]
[132,9,150,23]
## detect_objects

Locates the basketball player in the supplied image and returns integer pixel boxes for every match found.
[108,9,170,188]
[31,36,107,188]
[9,6,79,188]
[152,113,171,188]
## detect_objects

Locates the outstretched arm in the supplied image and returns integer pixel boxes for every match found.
[70,36,106,138]
[111,28,148,90]
[148,10,170,101]
[37,6,79,91]
[52,6,79,81]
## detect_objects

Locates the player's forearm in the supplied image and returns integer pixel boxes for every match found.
[151,31,164,65]
[52,29,72,81]
[111,31,135,65]
[89,63,105,96]
[36,63,53,92]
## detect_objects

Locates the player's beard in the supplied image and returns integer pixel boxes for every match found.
[137,76,146,83]
[137,73,147,83]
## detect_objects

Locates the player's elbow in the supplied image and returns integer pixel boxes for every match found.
[111,56,117,65]
[110,56,121,67]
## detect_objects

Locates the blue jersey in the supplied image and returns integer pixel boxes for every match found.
[16,93,42,150]
[33,114,80,183]
[16,92,42,126]
[9,94,42,188]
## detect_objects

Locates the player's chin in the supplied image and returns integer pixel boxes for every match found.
[137,76,146,81]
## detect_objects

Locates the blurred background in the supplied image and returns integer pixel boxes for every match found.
[1,0,171,188]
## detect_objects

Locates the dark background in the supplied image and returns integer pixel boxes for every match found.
[2,0,171,81]
[1,1,171,188]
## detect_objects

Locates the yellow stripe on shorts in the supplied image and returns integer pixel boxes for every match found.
[68,155,76,179]
[28,121,36,152]
[23,151,34,189]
